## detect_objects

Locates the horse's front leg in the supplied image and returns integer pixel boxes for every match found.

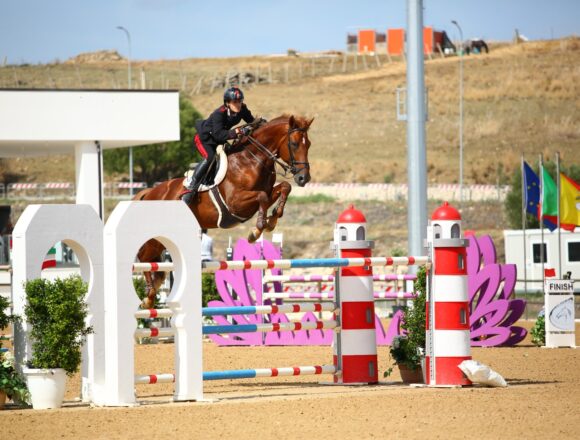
[247,191,271,243]
[265,182,292,232]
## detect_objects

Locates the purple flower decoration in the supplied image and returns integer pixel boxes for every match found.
[466,234,527,346]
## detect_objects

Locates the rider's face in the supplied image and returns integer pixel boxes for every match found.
[228,99,243,113]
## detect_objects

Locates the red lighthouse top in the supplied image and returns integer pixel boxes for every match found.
[431,201,461,220]
[338,205,366,223]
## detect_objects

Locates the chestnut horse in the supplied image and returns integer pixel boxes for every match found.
[134,114,313,307]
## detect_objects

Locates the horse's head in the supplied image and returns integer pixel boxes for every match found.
[283,115,314,187]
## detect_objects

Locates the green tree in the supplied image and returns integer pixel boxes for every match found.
[104,95,203,186]
[504,160,580,230]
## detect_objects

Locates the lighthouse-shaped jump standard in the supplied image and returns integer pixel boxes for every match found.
[425,202,472,386]
[332,205,378,384]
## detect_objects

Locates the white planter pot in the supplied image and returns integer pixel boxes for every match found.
[24,368,67,409]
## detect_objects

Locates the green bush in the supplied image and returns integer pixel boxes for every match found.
[531,313,545,346]
[288,194,336,204]
[202,273,220,307]
[24,276,93,376]
[385,266,427,375]
[103,94,202,185]
[0,295,29,403]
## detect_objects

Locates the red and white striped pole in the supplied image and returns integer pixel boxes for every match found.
[425,202,471,386]
[332,205,378,384]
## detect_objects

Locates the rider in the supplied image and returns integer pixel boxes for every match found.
[182,86,255,204]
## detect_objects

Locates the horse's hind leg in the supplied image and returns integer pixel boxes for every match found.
[265,182,292,232]
[142,271,155,308]
[137,239,166,308]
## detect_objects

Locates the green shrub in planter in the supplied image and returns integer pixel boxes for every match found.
[384,266,427,376]
[24,275,93,376]
[531,311,545,346]
[0,295,29,404]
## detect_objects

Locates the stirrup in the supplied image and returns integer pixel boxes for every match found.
[182,190,196,204]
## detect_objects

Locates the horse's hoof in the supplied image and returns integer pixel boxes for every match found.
[141,298,154,309]
[248,228,262,243]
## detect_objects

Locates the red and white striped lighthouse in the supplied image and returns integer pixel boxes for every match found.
[425,202,472,386]
[332,205,378,384]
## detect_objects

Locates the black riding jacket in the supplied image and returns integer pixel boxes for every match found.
[195,104,254,146]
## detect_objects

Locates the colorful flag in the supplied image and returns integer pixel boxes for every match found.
[41,247,56,270]
[541,167,558,231]
[560,173,580,231]
[544,268,556,278]
[523,161,540,216]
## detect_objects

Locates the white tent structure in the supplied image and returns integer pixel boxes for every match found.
[0,89,180,218]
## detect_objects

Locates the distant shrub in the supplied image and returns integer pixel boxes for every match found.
[288,194,336,204]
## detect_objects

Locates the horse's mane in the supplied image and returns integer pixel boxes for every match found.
[254,114,311,135]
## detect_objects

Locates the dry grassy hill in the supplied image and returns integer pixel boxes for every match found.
[1,38,579,186]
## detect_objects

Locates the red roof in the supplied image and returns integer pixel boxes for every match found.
[337,205,366,223]
[431,201,461,220]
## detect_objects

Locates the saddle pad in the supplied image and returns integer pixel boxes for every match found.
[183,145,228,192]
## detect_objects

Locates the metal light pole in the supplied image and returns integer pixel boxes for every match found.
[116,26,134,195]
[451,20,464,204]
[406,0,428,262]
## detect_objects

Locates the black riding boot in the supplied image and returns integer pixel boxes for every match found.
[182,159,211,205]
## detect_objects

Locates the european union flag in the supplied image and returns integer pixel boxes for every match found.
[523,161,540,216]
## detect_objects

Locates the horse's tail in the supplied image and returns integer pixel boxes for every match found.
[133,187,153,201]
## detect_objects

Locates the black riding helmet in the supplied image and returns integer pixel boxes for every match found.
[224,86,244,103]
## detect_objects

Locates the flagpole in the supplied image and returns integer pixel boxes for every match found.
[521,154,528,318]
[539,154,545,288]
[556,152,561,278]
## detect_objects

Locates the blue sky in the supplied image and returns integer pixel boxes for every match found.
[1,0,578,64]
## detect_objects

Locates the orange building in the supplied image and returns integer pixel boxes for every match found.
[423,26,444,54]
[387,28,405,55]
[358,29,376,53]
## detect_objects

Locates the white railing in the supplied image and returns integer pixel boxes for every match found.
[292,183,509,202]
[2,181,509,202]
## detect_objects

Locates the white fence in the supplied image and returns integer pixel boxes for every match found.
[3,182,148,199]
[1,181,508,202]
[292,183,509,202]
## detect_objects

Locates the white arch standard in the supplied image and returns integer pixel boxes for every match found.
[11,204,104,402]
[98,201,202,406]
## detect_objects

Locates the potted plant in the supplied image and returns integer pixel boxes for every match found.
[0,295,29,408]
[23,275,93,409]
[531,309,545,346]
[384,266,427,384]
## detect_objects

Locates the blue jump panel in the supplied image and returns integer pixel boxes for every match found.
[202,324,259,335]
[202,306,258,317]
[203,369,258,381]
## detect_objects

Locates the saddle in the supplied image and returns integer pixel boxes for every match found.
[182,145,249,228]
[182,145,228,192]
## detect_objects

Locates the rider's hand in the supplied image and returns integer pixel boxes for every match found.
[235,126,252,138]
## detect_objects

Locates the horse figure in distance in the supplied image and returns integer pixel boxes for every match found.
[134,114,314,307]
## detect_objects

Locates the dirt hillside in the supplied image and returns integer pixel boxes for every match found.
[1,38,579,185]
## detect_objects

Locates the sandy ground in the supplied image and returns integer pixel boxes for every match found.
[1,321,579,440]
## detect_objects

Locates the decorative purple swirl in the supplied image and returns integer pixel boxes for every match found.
[466,234,527,346]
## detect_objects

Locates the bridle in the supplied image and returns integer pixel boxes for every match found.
[245,124,310,177]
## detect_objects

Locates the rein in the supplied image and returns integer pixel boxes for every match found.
[245,125,309,177]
